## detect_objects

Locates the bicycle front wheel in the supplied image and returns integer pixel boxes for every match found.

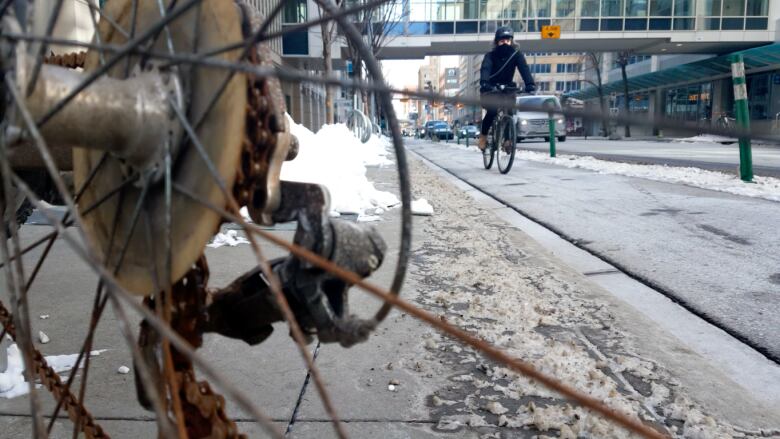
[483,127,495,170]
[496,116,517,174]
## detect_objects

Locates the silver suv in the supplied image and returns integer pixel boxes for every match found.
[514,95,566,142]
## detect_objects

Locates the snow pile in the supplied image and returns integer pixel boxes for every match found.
[207,230,249,248]
[673,134,737,144]
[283,115,399,215]
[515,150,780,202]
[1,342,105,399]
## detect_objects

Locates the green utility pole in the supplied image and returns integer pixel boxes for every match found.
[546,98,557,157]
[729,54,753,182]
[548,116,556,157]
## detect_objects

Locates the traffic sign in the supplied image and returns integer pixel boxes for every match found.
[541,25,560,39]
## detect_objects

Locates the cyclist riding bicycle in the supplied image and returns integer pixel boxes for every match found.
[478,26,536,151]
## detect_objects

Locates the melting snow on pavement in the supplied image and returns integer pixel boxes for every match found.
[514,150,780,202]
[401,158,750,438]
[452,143,780,202]
[1,342,105,399]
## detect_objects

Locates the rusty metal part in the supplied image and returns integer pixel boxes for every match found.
[207,181,386,348]
[0,299,108,438]
[231,3,295,226]
[136,257,245,439]
[16,50,181,172]
[43,51,86,69]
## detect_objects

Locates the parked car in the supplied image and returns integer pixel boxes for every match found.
[459,125,479,139]
[514,95,566,142]
[429,121,454,140]
[421,120,437,139]
[421,120,450,139]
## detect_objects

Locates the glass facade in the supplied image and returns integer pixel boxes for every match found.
[390,0,769,34]
[664,83,712,122]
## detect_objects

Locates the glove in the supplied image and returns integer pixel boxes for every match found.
[525,83,537,94]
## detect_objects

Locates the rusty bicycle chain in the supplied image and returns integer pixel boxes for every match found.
[44,51,87,69]
[159,256,246,439]
[0,299,108,438]
[232,44,285,208]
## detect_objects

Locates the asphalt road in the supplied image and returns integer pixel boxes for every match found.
[409,138,780,362]
[516,137,780,177]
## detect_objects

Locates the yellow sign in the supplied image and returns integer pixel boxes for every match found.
[541,25,561,39]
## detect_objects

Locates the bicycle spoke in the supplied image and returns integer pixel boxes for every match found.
[24,0,66,96]
[178,0,389,62]
[3,29,774,142]
[0,139,46,439]
[191,0,286,130]
[0,174,135,273]
[13,175,284,438]
[168,82,349,438]
[50,190,127,435]
[34,0,201,128]
[84,0,131,39]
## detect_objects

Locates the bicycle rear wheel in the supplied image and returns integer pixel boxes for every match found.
[496,115,516,174]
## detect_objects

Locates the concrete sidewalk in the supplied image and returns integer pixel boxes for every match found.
[2,153,779,438]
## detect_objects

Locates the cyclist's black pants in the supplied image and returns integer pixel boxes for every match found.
[481,109,497,136]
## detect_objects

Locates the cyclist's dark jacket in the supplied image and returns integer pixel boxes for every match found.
[479,44,535,92]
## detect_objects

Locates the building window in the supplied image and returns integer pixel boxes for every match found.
[283,0,307,23]
[538,82,551,91]
[556,0,576,17]
[674,0,695,15]
[626,0,648,16]
[601,0,623,16]
[746,0,768,15]
[530,64,551,74]
[649,0,672,16]
[579,0,600,16]
[722,0,745,16]
[555,81,580,92]
[556,63,579,73]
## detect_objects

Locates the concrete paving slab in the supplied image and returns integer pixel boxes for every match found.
[0,415,293,439]
[287,420,458,439]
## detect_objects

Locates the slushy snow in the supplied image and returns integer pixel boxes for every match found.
[207,230,249,248]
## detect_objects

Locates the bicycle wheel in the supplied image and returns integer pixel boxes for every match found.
[0,1,411,437]
[483,126,496,170]
[496,115,517,174]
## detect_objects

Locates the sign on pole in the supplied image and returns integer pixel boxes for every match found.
[541,25,561,39]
